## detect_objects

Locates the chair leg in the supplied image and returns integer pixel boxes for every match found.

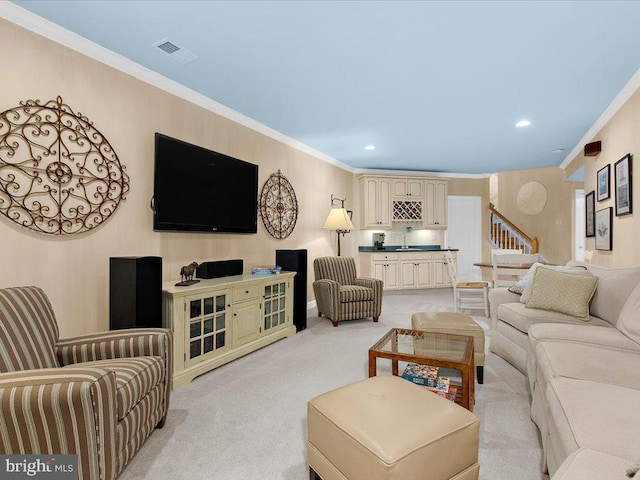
[477,366,484,384]
[373,316,379,322]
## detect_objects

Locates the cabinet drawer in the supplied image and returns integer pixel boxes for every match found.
[402,252,433,260]
[371,253,399,261]
[432,251,456,260]
[233,285,260,302]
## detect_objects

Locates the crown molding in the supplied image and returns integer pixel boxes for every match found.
[354,168,491,179]
[560,67,640,169]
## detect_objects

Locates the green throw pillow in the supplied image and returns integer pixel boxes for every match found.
[525,267,598,320]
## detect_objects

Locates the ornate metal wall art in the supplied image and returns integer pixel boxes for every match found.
[0,96,130,235]
[259,169,298,239]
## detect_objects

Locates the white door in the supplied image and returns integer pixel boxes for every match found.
[446,196,482,282]
[574,189,585,261]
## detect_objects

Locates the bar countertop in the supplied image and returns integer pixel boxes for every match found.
[358,245,459,253]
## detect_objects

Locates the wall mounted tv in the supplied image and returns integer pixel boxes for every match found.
[152,133,258,233]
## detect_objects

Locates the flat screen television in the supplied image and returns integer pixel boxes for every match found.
[152,133,258,233]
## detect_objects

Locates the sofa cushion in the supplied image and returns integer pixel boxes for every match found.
[338,285,373,303]
[65,356,164,421]
[616,281,640,344]
[567,261,640,325]
[528,323,640,358]
[526,268,597,319]
[535,341,640,394]
[551,448,634,480]
[497,302,608,335]
[546,377,640,468]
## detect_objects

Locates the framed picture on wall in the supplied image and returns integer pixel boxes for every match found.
[585,190,595,237]
[615,153,632,216]
[597,164,610,201]
[595,207,612,251]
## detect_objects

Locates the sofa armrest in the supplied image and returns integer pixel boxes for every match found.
[354,276,383,291]
[56,328,172,365]
[488,287,522,329]
[354,277,384,315]
[0,367,118,480]
[313,279,340,320]
[56,328,173,410]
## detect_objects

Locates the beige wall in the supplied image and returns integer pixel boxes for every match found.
[494,166,579,265]
[0,19,354,337]
[575,88,640,267]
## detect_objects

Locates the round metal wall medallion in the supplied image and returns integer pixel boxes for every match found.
[517,181,547,216]
[259,170,298,239]
[0,96,130,235]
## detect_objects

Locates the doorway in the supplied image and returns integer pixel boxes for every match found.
[446,196,482,282]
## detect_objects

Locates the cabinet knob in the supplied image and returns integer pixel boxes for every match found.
[233,313,237,317]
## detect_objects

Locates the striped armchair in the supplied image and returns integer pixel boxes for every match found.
[0,286,172,480]
[313,256,383,327]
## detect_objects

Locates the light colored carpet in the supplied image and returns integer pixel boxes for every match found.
[120,289,549,480]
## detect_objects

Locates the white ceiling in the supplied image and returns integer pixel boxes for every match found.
[8,0,640,174]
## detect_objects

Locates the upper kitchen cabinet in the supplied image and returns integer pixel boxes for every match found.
[360,176,392,229]
[392,178,424,199]
[360,176,448,230]
[424,180,448,228]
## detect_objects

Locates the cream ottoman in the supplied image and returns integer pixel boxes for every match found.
[411,312,486,384]
[307,376,480,480]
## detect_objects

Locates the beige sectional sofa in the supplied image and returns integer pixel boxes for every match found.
[488,262,640,479]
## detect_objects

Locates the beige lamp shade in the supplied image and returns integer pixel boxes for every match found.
[323,208,354,230]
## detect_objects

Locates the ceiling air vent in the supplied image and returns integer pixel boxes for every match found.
[152,38,198,64]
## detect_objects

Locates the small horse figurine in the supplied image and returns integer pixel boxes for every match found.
[176,262,200,286]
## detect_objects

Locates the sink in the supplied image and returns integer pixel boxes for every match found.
[395,247,422,251]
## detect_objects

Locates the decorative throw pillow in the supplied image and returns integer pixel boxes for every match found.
[616,281,640,345]
[508,262,543,295]
[520,264,589,304]
[525,267,598,320]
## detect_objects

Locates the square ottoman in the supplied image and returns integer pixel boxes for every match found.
[307,376,480,480]
[412,312,486,384]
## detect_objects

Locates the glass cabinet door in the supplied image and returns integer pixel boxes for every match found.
[263,281,288,332]
[186,290,229,365]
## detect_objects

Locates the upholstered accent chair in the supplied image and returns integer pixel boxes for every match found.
[313,256,383,327]
[0,286,172,480]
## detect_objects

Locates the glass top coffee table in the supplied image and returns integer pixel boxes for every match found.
[369,328,475,411]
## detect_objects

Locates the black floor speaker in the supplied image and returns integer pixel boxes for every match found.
[276,249,307,332]
[110,256,162,330]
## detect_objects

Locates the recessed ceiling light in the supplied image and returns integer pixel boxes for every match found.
[364,145,376,151]
[552,148,565,154]
[516,120,531,128]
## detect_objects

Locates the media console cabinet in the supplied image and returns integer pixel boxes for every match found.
[162,272,296,388]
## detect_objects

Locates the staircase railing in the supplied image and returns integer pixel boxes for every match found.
[489,203,539,254]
